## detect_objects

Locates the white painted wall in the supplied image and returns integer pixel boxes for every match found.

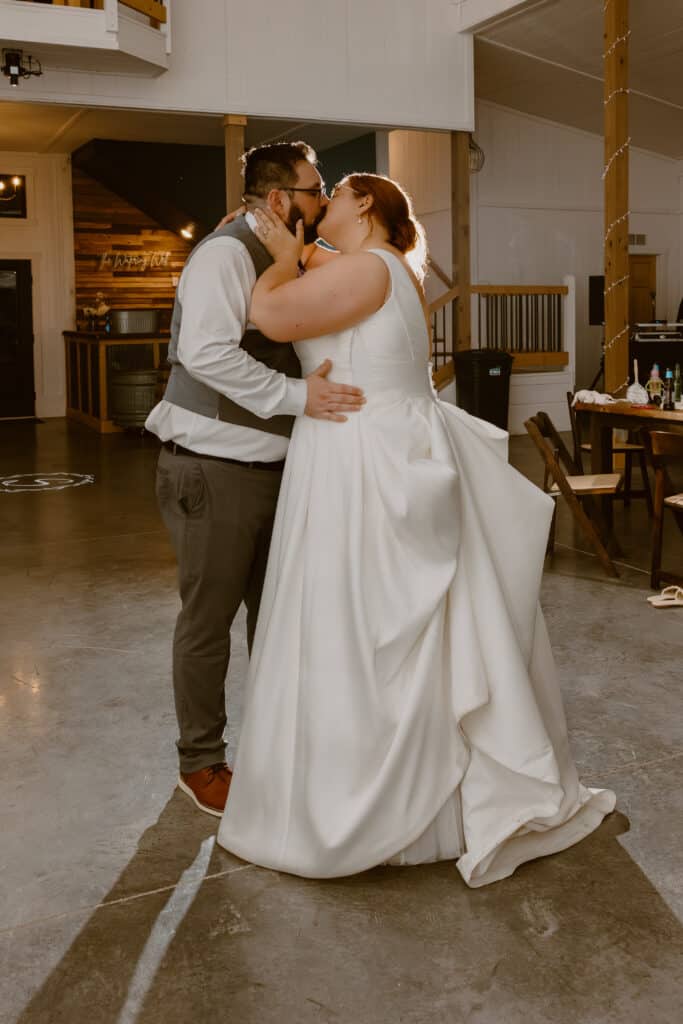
[473,101,683,390]
[9,0,474,132]
[0,153,75,419]
[388,130,453,307]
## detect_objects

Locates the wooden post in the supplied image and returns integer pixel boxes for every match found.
[603,0,630,394]
[223,115,247,215]
[451,131,471,351]
[99,341,108,422]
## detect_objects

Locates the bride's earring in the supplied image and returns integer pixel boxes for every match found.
[357,214,363,224]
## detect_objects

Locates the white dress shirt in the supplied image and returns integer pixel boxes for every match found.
[145,221,306,460]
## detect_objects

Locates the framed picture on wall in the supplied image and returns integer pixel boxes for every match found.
[0,175,27,219]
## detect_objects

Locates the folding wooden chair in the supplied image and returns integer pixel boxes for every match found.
[641,430,683,589]
[566,392,653,515]
[525,411,624,577]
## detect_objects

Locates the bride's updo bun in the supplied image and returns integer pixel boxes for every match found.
[344,173,428,282]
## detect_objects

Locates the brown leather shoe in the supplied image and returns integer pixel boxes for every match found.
[178,763,232,817]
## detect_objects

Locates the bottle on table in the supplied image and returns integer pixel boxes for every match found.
[646,363,663,406]
[674,363,682,405]
[662,368,675,411]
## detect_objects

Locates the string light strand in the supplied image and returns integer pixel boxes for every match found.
[604,323,629,352]
[602,137,631,180]
[604,272,630,297]
[603,29,631,60]
[604,86,630,106]
[605,209,630,239]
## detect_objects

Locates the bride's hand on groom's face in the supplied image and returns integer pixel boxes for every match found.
[252,208,303,265]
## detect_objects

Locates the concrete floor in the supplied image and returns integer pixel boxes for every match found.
[1,417,682,1024]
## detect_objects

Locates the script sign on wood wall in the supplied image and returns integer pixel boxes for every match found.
[73,168,190,324]
[99,251,171,272]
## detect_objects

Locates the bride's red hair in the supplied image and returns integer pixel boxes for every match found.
[344,173,428,282]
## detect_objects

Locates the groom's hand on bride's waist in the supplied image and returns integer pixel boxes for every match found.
[305,359,365,423]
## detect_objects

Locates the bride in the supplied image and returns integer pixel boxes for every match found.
[217,173,615,887]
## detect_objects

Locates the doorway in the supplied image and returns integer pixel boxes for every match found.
[0,260,35,419]
[629,253,657,326]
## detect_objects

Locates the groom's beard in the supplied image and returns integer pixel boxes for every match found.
[287,202,325,245]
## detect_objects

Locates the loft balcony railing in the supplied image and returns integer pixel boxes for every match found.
[49,1,166,30]
[473,284,570,372]
[1,0,171,75]
[428,265,574,391]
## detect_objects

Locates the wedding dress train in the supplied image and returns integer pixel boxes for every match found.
[217,249,615,887]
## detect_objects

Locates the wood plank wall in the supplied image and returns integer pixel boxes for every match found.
[72,168,191,328]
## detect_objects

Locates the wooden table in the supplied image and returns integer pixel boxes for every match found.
[574,400,683,537]
[574,402,683,471]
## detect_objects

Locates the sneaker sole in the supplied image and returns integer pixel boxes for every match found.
[177,776,225,818]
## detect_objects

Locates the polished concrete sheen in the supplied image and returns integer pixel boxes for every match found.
[1,419,682,1024]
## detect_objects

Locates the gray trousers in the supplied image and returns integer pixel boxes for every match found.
[156,445,282,773]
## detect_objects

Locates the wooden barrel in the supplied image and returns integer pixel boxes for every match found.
[109,369,159,428]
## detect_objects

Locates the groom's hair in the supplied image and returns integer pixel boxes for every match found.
[241,141,318,200]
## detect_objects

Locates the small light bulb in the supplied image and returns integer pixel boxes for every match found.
[180,225,194,240]
[11,177,21,187]
[0,182,5,192]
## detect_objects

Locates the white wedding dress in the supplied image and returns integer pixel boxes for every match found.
[217,249,615,887]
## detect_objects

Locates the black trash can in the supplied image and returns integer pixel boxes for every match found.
[452,349,513,430]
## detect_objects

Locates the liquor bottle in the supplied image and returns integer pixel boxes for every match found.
[662,368,674,411]
[646,363,663,406]
[674,363,682,404]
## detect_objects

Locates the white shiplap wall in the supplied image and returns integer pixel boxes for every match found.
[473,101,682,393]
[0,153,75,419]
[388,102,683,431]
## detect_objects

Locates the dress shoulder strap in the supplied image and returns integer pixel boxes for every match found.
[367,248,430,348]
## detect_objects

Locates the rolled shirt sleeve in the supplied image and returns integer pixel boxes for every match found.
[177,237,307,419]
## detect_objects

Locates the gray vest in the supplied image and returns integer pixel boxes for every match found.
[164,216,301,439]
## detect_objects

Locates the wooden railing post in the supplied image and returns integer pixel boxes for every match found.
[451,131,471,351]
[224,115,247,215]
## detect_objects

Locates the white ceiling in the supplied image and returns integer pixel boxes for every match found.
[0,101,372,155]
[475,0,683,159]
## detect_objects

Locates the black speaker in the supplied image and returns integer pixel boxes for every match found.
[589,275,605,326]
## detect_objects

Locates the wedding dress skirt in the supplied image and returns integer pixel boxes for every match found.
[217,250,615,887]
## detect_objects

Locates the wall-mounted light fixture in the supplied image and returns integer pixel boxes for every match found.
[0,176,23,199]
[0,174,26,218]
[468,135,485,174]
[1,49,43,89]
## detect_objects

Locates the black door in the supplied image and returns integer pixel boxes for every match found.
[0,260,35,418]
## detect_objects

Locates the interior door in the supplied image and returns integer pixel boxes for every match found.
[629,253,657,327]
[0,260,35,419]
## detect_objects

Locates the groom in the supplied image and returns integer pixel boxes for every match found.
[146,141,364,817]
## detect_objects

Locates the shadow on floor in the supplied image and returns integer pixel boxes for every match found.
[11,800,683,1024]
